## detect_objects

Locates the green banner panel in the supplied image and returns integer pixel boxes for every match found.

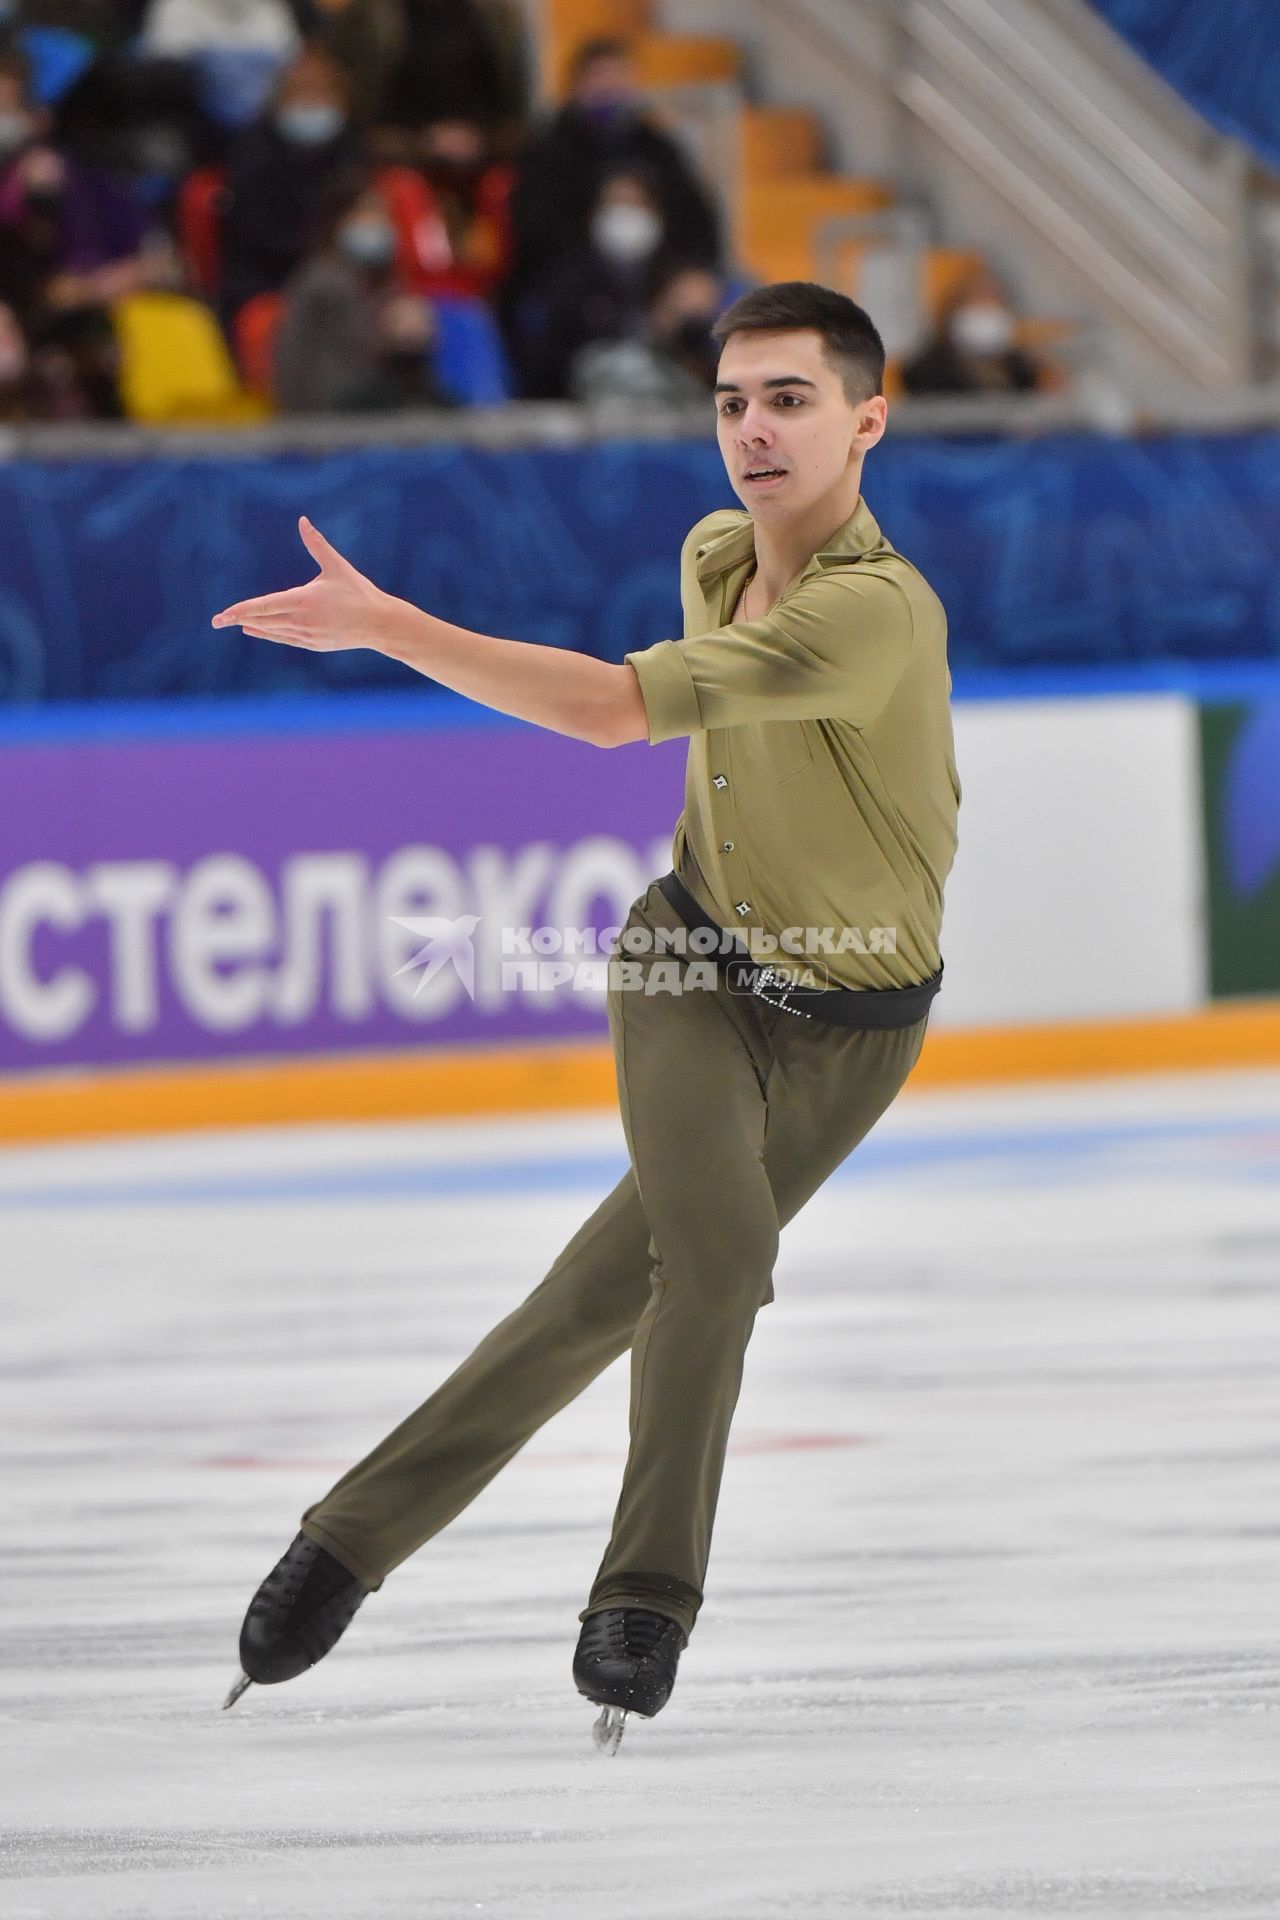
[1200,700,1280,998]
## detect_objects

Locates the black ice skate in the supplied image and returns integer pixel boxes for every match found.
[573,1607,687,1754]
[223,1531,368,1708]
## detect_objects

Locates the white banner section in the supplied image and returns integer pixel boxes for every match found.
[934,697,1206,1029]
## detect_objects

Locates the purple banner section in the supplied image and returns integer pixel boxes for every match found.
[0,709,687,1073]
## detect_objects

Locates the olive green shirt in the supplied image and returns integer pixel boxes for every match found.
[623,496,961,992]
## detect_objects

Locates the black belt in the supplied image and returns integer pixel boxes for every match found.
[656,871,942,1029]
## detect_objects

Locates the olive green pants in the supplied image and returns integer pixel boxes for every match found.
[299,879,929,1642]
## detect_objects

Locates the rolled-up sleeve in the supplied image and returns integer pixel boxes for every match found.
[624,638,702,745]
[624,570,913,742]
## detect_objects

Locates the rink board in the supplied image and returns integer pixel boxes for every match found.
[1,685,1277,1137]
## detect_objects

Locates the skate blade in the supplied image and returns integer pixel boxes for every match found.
[590,1704,628,1755]
[222,1669,254,1710]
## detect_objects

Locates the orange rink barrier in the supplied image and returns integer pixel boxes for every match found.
[1,1000,1278,1147]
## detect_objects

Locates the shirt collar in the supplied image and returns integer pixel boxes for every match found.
[693,495,885,587]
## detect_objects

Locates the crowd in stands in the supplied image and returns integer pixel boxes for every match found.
[0,3,1053,425]
[901,265,1052,400]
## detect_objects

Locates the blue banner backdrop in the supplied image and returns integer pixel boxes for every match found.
[1087,0,1280,171]
[0,430,1278,704]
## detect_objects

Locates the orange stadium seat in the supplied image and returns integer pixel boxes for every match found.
[178,165,228,298]
[233,290,284,397]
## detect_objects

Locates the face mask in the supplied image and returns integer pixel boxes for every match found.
[25,183,64,215]
[338,218,397,268]
[0,111,31,158]
[591,203,662,264]
[275,103,345,147]
[580,98,637,135]
[950,303,1015,355]
[424,157,483,192]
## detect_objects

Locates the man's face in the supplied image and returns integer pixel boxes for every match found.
[714,328,884,518]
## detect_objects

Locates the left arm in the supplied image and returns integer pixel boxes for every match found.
[212,516,649,748]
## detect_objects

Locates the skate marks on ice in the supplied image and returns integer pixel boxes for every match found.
[1,1071,1279,1916]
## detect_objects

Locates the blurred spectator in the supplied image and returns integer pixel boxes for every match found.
[33,298,124,415]
[219,42,364,318]
[415,115,489,250]
[0,294,52,417]
[0,94,64,317]
[366,8,519,294]
[405,115,513,294]
[901,265,1043,397]
[8,1,137,38]
[0,42,173,364]
[50,48,213,199]
[471,0,531,158]
[139,0,301,136]
[273,173,458,412]
[514,166,692,400]
[647,262,721,388]
[569,260,723,407]
[381,0,503,137]
[0,291,126,423]
[500,36,721,360]
[304,0,407,128]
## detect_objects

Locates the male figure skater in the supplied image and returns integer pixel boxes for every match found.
[213,281,960,1750]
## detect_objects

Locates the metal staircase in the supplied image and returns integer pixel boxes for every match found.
[658,0,1259,395]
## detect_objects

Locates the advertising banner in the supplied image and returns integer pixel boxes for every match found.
[0,711,684,1073]
[1,690,1220,1077]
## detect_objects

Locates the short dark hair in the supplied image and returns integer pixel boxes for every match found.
[710,281,886,403]
[569,36,633,82]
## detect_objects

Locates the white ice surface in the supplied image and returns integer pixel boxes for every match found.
[2,1070,1279,1918]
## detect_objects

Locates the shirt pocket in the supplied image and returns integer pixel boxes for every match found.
[757,720,814,785]
[729,721,814,789]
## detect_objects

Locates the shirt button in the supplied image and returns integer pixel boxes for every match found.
[713,775,728,789]
[722,841,734,852]
[735,900,751,916]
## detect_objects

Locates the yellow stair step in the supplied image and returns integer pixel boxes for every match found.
[742,106,825,179]
[740,176,895,284]
[633,33,741,88]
